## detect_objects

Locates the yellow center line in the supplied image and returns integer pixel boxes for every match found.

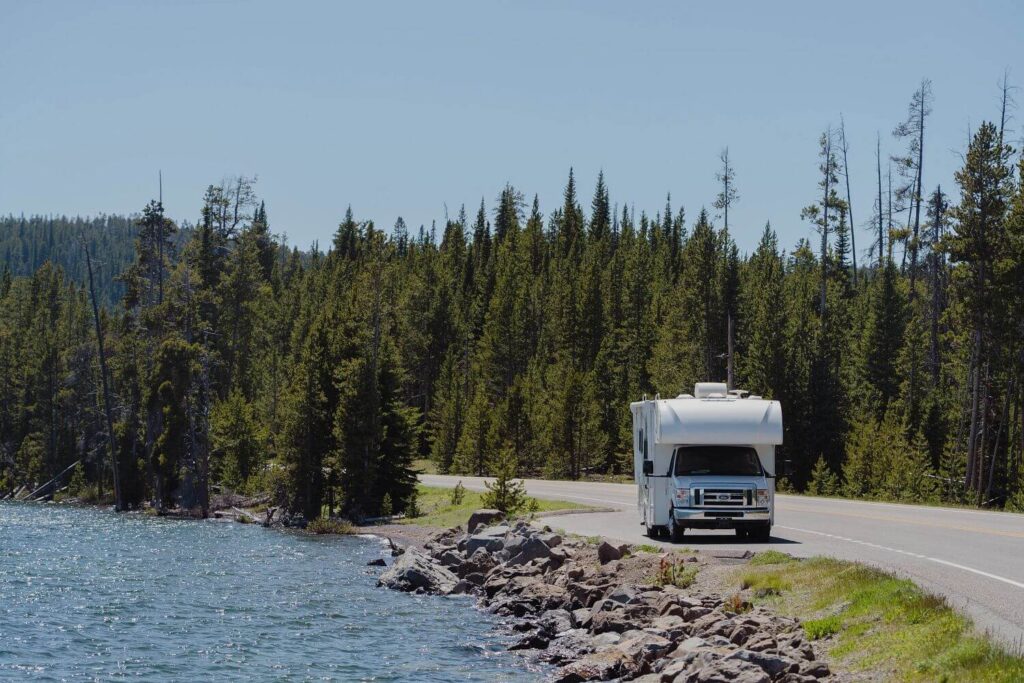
[778,502,1024,540]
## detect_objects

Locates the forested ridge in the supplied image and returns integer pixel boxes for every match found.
[2,80,1023,518]
[0,214,190,307]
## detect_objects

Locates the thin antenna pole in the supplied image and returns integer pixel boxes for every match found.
[159,170,163,205]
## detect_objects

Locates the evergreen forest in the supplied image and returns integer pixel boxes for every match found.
[2,80,1023,518]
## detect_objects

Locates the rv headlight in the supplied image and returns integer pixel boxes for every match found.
[756,488,769,507]
[674,488,690,506]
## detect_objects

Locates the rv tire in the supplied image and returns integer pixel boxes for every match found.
[668,513,685,543]
[752,523,771,541]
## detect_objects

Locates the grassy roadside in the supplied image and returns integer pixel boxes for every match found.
[736,552,1024,682]
[403,484,590,528]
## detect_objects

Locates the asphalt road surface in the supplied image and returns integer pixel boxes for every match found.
[420,474,1024,649]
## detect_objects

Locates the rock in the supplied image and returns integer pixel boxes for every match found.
[798,661,831,678]
[572,607,593,629]
[451,579,477,595]
[510,632,550,650]
[539,608,575,635]
[507,536,553,566]
[615,629,673,666]
[553,649,632,682]
[504,533,529,556]
[366,558,387,567]
[590,609,631,634]
[605,584,639,605]
[670,636,710,656]
[729,623,758,645]
[465,533,505,555]
[464,571,486,586]
[438,549,463,568]
[537,532,563,548]
[648,614,689,641]
[540,628,598,665]
[597,541,622,564]
[686,658,771,683]
[591,631,622,647]
[467,509,503,532]
[743,633,777,652]
[724,649,798,678]
[376,548,458,594]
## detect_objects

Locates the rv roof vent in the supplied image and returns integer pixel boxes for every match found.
[694,382,728,399]
[676,393,694,399]
[748,395,763,400]
[728,389,750,398]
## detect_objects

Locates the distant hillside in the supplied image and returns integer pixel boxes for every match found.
[2,214,142,306]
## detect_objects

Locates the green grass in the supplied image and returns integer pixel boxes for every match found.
[749,549,797,566]
[804,615,842,640]
[735,556,1024,682]
[400,484,589,529]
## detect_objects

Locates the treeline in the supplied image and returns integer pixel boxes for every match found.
[0,214,174,307]
[1,80,1023,517]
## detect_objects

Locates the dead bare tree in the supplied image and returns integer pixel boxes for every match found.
[82,234,123,511]
[839,115,857,285]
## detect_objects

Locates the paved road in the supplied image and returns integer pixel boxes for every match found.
[421,474,1024,649]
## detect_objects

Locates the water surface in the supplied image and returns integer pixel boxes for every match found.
[0,502,542,681]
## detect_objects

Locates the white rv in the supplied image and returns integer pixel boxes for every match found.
[630,382,783,542]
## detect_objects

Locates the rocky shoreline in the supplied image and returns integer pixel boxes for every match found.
[374,510,835,683]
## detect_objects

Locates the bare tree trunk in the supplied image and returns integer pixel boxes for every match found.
[840,116,857,285]
[986,378,1013,503]
[877,135,885,266]
[727,313,735,391]
[966,330,982,491]
[82,236,123,511]
[908,92,925,302]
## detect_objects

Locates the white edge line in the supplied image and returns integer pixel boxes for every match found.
[779,525,1024,591]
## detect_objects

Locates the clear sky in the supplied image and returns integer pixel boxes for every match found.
[1,0,1020,254]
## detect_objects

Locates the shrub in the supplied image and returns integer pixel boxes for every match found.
[449,481,466,506]
[481,444,527,514]
[404,487,420,518]
[381,493,393,517]
[307,517,353,535]
[656,556,698,588]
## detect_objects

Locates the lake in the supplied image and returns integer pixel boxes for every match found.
[0,502,543,681]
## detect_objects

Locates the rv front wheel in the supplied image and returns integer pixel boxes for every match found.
[752,523,771,541]
[668,512,685,543]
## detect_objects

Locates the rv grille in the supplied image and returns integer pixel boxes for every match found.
[693,488,751,507]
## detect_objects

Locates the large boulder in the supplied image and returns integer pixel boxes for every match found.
[467,509,504,532]
[376,548,458,594]
[465,532,506,555]
[597,541,624,564]
[507,536,553,566]
[553,649,633,682]
[686,658,771,683]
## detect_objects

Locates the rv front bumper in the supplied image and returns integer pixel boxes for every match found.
[672,507,771,526]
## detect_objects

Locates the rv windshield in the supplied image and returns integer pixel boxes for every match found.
[673,446,763,477]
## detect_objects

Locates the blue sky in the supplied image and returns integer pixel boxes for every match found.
[1,0,1020,254]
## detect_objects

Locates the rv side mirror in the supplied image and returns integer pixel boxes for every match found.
[642,460,654,475]
[778,459,794,477]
